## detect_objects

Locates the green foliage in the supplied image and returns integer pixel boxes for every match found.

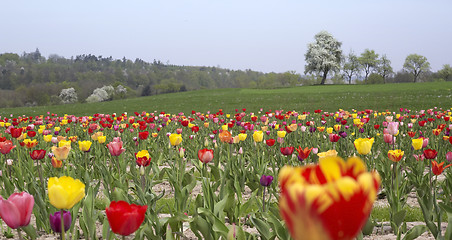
[365,73,385,84]
[2,81,452,117]
[403,54,431,82]
[0,51,302,107]
[358,49,379,81]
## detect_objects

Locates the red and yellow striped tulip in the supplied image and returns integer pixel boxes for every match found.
[279,156,380,240]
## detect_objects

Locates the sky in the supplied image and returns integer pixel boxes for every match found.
[1,0,451,74]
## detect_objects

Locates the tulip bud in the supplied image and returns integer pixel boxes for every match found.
[446,152,452,162]
[6,159,13,166]
[260,175,274,187]
[140,165,145,176]
[49,210,72,233]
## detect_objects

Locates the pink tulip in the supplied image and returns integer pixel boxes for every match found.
[0,192,34,229]
[387,122,399,135]
[446,152,452,162]
[422,138,429,148]
[107,141,126,156]
[384,134,394,145]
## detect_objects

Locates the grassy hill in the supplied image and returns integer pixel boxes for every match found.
[1,81,451,116]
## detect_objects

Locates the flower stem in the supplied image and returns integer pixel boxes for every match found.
[61,210,65,240]
[17,228,23,240]
[262,186,266,212]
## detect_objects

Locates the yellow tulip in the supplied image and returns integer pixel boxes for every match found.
[277,131,287,138]
[204,122,209,128]
[48,176,85,209]
[238,133,247,141]
[317,149,338,160]
[412,138,423,150]
[58,140,71,147]
[333,125,341,132]
[78,141,92,152]
[91,132,103,141]
[354,138,374,155]
[136,150,150,159]
[97,136,107,143]
[169,133,182,146]
[54,127,61,132]
[326,127,333,134]
[221,125,228,131]
[253,131,263,142]
[44,134,53,142]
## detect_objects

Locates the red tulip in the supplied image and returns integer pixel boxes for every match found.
[0,192,34,229]
[106,201,147,236]
[0,140,16,154]
[138,131,149,140]
[329,133,340,143]
[432,160,452,175]
[266,139,275,147]
[30,149,46,160]
[198,149,214,164]
[27,131,36,138]
[423,149,438,159]
[10,127,23,138]
[107,141,126,156]
[280,147,294,156]
[296,146,313,160]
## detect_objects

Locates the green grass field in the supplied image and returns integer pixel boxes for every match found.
[1,82,452,116]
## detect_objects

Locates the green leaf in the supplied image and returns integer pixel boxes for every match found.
[190,216,213,240]
[362,217,375,236]
[214,193,228,217]
[165,224,175,240]
[402,225,428,240]
[21,225,38,240]
[394,209,406,228]
[439,203,452,240]
[250,216,271,240]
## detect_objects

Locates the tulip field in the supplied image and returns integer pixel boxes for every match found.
[1,101,452,239]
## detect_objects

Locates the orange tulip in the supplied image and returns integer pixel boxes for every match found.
[219,130,232,143]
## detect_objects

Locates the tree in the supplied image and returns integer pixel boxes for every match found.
[304,31,342,85]
[437,64,452,81]
[377,55,393,83]
[342,51,361,84]
[403,54,430,82]
[59,88,78,104]
[358,49,379,81]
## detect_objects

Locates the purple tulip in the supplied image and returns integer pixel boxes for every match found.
[260,175,274,187]
[49,210,72,233]
[339,131,347,138]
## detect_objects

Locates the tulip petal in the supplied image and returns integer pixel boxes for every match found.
[0,199,21,229]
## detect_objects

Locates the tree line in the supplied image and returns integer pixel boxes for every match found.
[304,31,452,85]
[1,42,451,107]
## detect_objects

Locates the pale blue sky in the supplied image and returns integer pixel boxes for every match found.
[1,0,451,73]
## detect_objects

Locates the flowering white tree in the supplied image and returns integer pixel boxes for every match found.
[59,88,78,104]
[304,31,342,85]
[86,85,115,103]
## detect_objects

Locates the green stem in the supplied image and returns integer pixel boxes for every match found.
[17,228,23,240]
[262,186,266,212]
[141,174,146,192]
[61,210,65,240]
